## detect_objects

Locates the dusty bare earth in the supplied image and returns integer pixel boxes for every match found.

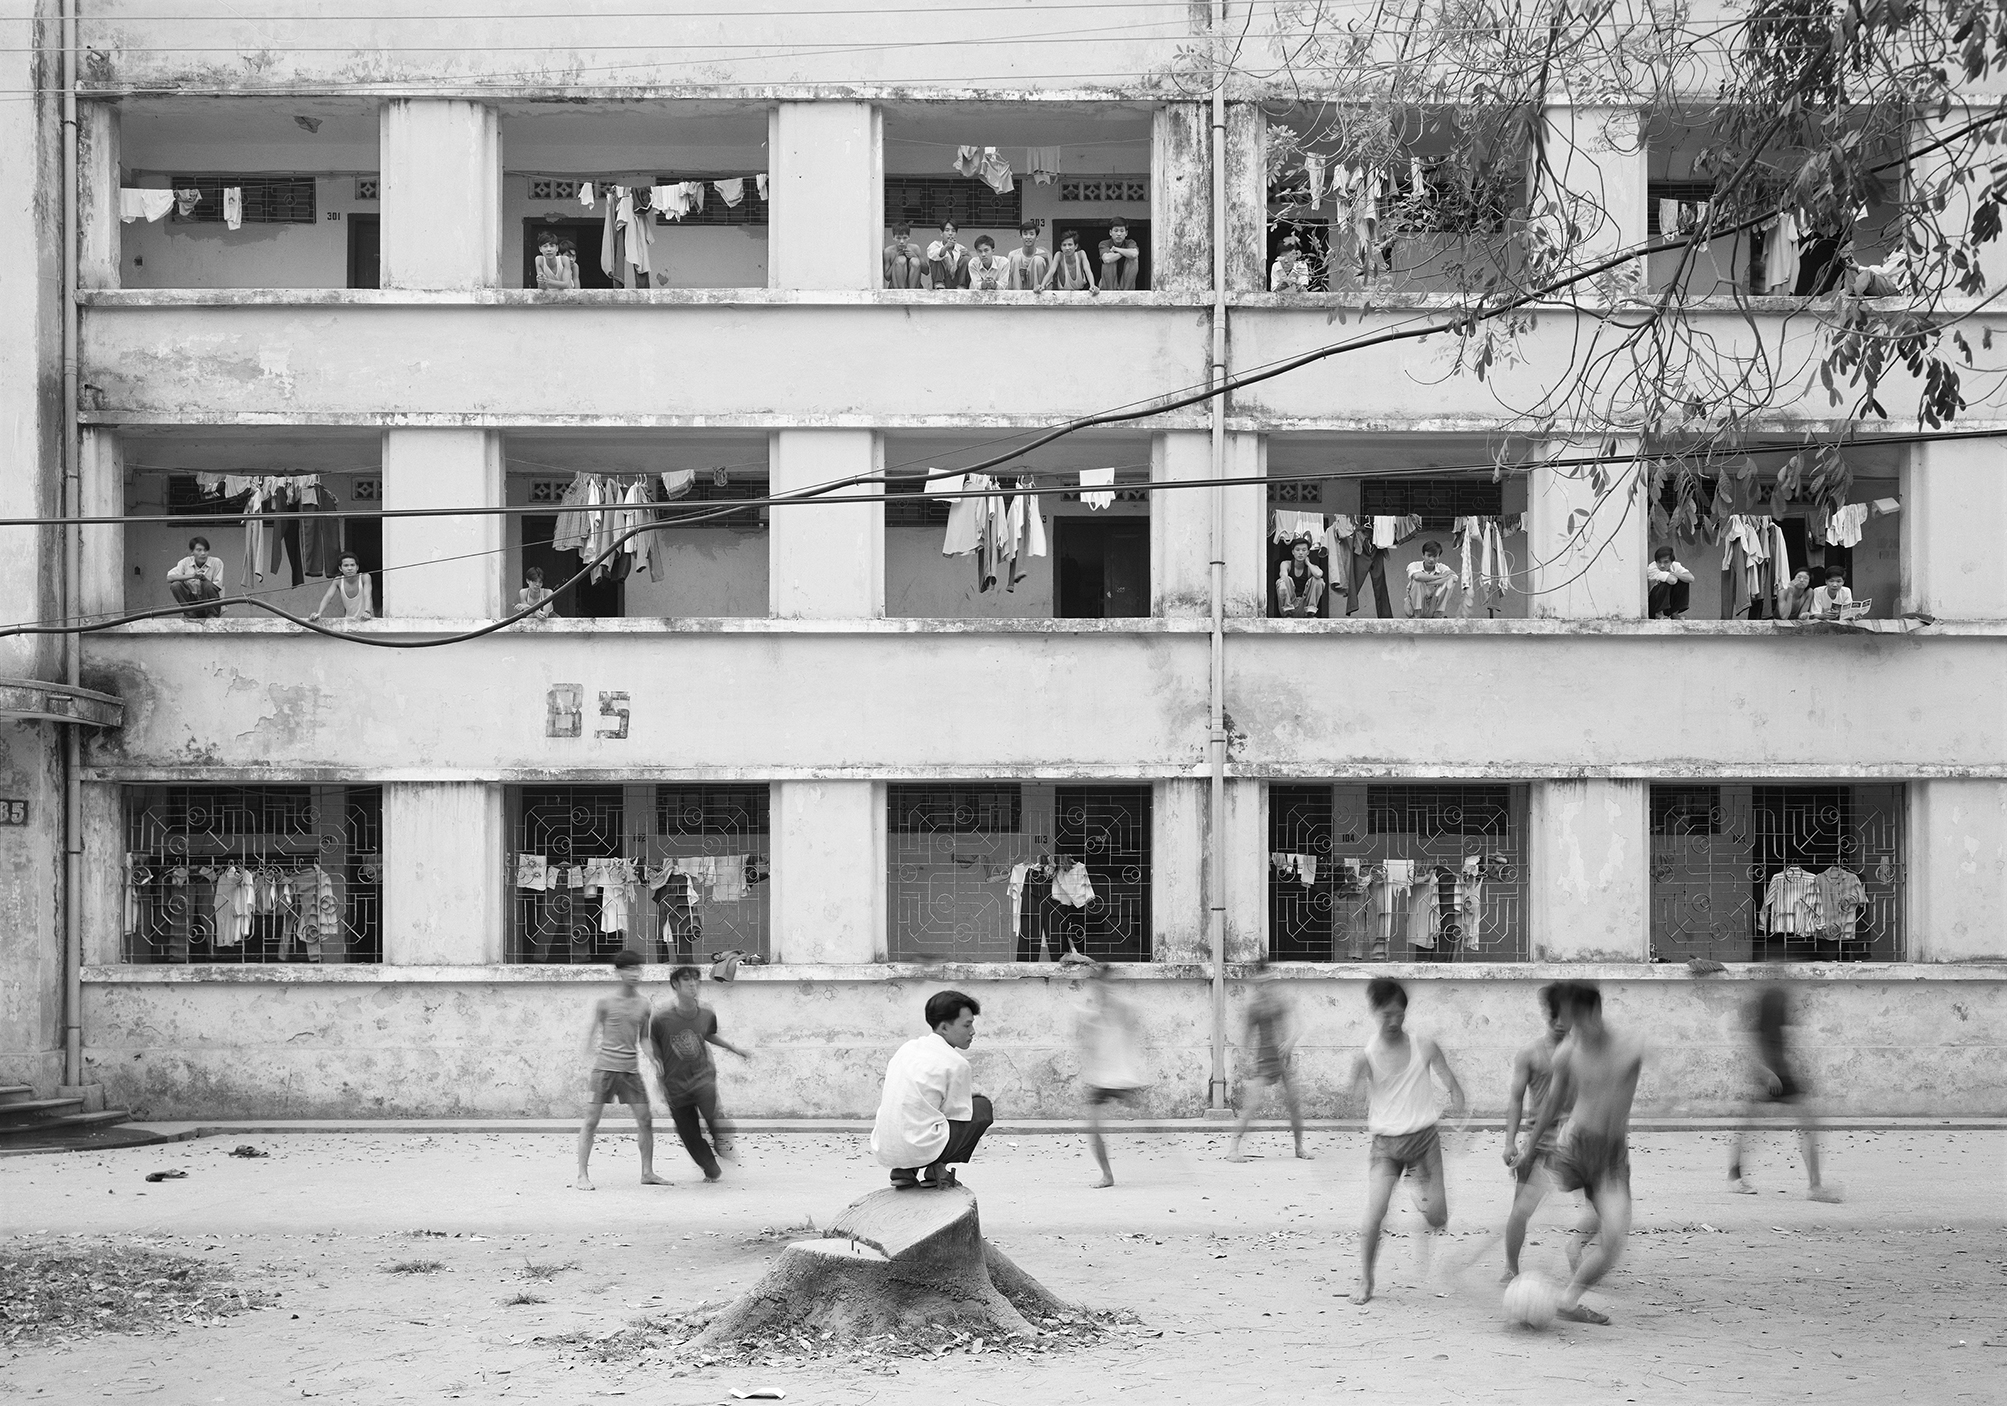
[1,1127,2002,1404]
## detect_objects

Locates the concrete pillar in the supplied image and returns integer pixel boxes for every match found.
[381,429,505,619]
[79,782,123,967]
[1153,778,1206,962]
[78,102,120,291]
[79,430,123,620]
[769,429,882,619]
[1224,103,1269,294]
[1909,780,2007,960]
[1902,438,2007,619]
[1220,778,1268,962]
[770,102,881,291]
[1150,104,1211,296]
[771,781,883,963]
[379,100,501,290]
[1527,779,1649,960]
[1151,431,1266,618]
[383,783,505,964]
[1526,439,1647,618]
[1539,104,1648,259]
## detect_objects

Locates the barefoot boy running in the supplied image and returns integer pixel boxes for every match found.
[1347,977,1466,1304]
[575,950,667,1190]
[1514,980,1646,1324]
[1502,983,1597,1279]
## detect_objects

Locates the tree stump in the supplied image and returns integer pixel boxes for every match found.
[691,1185,1068,1348]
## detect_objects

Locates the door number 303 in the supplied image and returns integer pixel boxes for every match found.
[546,685,629,739]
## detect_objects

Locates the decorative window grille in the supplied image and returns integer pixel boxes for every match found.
[1650,784,1904,961]
[122,785,382,965]
[528,479,570,505]
[171,176,317,224]
[887,782,1151,963]
[1267,481,1324,504]
[1057,177,1150,203]
[660,477,768,530]
[353,178,378,201]
[528,178,581,202]
[1360,477,1504,528]
[508,784,769,964]
[885,176,1022,228]
[884,475,948,527]
[1268,783,1527,962]
[352,478,382,502]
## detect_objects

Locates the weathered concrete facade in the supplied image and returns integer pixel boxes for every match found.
[3,3,2004,1118]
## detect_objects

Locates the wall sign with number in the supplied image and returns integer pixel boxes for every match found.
[0,798,26,825]
[546,686,631,740]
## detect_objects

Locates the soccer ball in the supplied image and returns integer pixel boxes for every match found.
[1503,1272,1560,1329]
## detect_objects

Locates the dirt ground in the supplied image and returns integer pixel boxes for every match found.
[1,1126,2002,1404]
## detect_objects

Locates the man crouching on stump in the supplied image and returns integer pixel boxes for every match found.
[871,990,994,1190]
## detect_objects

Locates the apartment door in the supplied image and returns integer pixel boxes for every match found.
[1055,518,1149,619]
[1055,218,1153,290]
[522,514,623,618]
[522,218,620,289]
[346,215,380,289]
[344,512,384,614]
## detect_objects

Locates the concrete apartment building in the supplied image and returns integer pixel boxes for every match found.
[2,3,2002,1123]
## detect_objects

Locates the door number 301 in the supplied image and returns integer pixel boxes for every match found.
[546,685,630,739]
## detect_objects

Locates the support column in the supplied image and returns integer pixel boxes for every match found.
[1150,104,1211,297]
[769,429,882,619]
[1152,779,1207,961]
[1902,438,2007,619]
[383,783,505,964]
[1526,439,1647,618]
[1909,780,2007,960]
[380,429,504,619]
[79,430,123,619]
[1223,103,1269,294]
[78,102,120,291]
[1151,431,1266,618]
[770,102,881,290]
[1219,778,1268,962]
[379,100,501,290]
[1538,104,1648,259]
[771,781,884,963]
[1527,779,1649,960]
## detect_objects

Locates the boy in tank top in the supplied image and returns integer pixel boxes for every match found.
[1345,977,1466,1304]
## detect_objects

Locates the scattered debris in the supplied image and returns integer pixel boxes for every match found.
[385,1260,444,1275]
[227,1145,269,1159]
[0,1242,275,1347]
[520,1260,580,1281]
[142,1170,187,1183]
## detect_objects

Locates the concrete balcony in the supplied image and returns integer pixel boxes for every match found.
[78,617,2007,780]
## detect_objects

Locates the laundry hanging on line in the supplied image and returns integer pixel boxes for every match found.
[186,473,346,588]
[928,471,1048,594]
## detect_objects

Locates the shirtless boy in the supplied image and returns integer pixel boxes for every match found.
[1501,983,1597,1279]
[1513,980,1646,1324]
[1346,977,1466,1304]
[575,949,667,1190]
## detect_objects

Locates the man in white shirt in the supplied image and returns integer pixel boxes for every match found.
[871,990,993,1190]
[165,534,225,619]
[1807,567,1855,619]
[1646,546,1695,619]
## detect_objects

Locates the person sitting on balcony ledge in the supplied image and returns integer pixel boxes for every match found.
[535,233,579,291]
[1098,220,1141,291]
[165,535,225,619]
[1647,546,1694,619]
[1044,230,1099,293]
[1276,538,1326,617]
[884,223,926,289]
[968,235,1010,290]
[1005,220,1051,290]
[1777,568,1814,621]
[926,220,971,290]
[1271,236,1312,293]
[1405,541,1456,618]
[1806,567,1855,620]
[310,551,375,624]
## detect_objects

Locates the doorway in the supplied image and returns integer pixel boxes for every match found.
[522,514,624,618]
[1051,218,1153,291]
[1055,517,1149,619]
[346,215,379,290]
[522,218,621,290]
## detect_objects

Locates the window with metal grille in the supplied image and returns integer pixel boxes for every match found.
[887,782,1150,962]
[884,475,949,527]
[1649,783,1904,962]
[1650,785,1721,836]
[651,176,769,227]
[659,478,768,530]
[1269,783,1527,962]
[1359,478,1504,528]
[508,784,770,964]
[172,176,317,224]
[122,784,382,965]
[885,176,1022,228]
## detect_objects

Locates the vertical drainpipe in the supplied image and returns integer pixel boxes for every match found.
[1206,0,1230,1112]
[60,0,85,1085]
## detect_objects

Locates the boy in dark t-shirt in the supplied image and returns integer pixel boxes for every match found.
[648,964,751,1180]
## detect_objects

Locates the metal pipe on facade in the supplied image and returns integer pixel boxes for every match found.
[1205,0,1230,1113]
[59,0,85,1085]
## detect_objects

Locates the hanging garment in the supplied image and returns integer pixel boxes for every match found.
[661,469,695,500]
[1827,503,1869,547]
[579,180,596,209]
[617,189,654,277]
[300,484,343,578]
[1272,509,1324,544]
[552,474,593,554]
[599,187,623,281]
[1404,869,1441,949]
[211,866,254,948]
[932,473,984,556]
[1371,515,1398,549]
[1455,857,1484,950]
[517,853,549,891]
[174,187,202,217]
[1760,867,1820,935]
[120,188,176,223]
[713,177,745,207]
[1079,467,1116,511]
[1007,862,1032,938]
[1454,516,1512,617]
[755,173,769,199]
[1813,867,1867,941]
[975,147,1015,195]
[1051,861,1096,908]
[619,480,655,579]
[1304,152,1329,208]
[953,145,982,178]
[223,187,243,230]
[1364,860,1416,959]
[708,856,749,903]
[1026,145,1062,184]
[1022,480,1048,560]
[1762,212,1801,294]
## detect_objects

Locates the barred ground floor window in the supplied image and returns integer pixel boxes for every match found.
[1650,783,1904,962]
[887,782,1152,962]
[1268,783,1528,961]
[121,784,382,964]
[507,784,770,964]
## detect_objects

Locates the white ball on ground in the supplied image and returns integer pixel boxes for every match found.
[1503,1272,1560,1329]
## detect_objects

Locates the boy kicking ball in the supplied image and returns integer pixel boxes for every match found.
[575,949,667,1190]
[1346,978,1466,1304]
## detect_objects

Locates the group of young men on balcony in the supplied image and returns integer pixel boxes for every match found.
[885,219,1141,292]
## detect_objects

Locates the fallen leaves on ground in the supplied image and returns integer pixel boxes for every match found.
[0,1241,276,1347]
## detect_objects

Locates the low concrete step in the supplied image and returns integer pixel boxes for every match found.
[0,1085,34,1103]
[5,1108,132,1132]
[0,1097,86,1121]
